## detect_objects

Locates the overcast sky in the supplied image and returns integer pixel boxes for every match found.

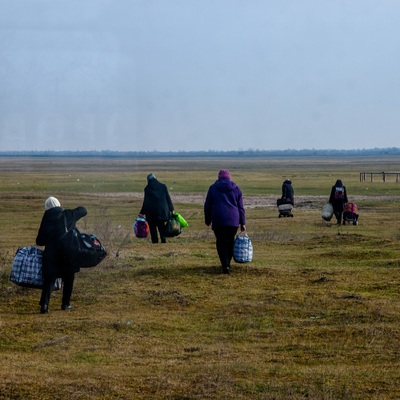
[1,0,399,152]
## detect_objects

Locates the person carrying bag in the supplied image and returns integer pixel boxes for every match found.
[139,173,175,244]
[204,169,246,274]
[36,196,87,314]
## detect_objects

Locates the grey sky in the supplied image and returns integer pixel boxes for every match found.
[1,0,399,152]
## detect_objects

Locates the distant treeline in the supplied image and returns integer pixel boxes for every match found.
[1,148,400,158]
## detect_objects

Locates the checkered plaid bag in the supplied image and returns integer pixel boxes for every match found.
[233,232,253,263]
[10,246,61,290]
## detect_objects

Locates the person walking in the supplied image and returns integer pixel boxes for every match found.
[36,196,87,314]
[328,179,348,224]
[139,173,174,243]
[204,169,246,274]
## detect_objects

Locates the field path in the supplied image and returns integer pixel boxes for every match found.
[85,193,400,209]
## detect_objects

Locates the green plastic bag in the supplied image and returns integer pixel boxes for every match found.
[173,212,188,228]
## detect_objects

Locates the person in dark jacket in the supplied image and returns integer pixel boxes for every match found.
[204,169,246,274]
[281,179,294,205]
[139,173,174,243]
[36,196,87,314]
[328,179,348,224]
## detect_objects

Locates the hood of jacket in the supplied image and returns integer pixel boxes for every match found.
[335,179,343,187]
[213,178,238,193]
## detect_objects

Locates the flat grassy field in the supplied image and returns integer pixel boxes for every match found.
[1,156,400,399]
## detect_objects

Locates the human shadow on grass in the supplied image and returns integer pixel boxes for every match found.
[132,265,227,277]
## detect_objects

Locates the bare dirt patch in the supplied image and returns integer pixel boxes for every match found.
[84,193,400,210]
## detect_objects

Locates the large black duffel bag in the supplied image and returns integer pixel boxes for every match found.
[61,228,107,268]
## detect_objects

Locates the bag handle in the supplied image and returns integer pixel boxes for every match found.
[63,213,68,233]
[237,231,249,238]
[61,212,75,239]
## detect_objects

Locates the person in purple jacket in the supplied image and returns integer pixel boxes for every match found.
[204,169,246,274]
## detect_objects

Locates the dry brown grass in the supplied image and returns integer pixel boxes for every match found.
[1,156,400,399]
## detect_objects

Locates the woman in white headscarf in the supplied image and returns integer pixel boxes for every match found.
[36,197,87,314]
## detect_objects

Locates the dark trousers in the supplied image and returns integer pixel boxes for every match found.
[148,220,167,243]
[213,226,238,270]
[39,272,75,307]
[332,201,345,224]
[334,210,343,224]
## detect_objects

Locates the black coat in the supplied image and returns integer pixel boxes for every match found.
[281,180,294,205]
[329,180,348,212]
[36,206,87,279]
[140,179,174,222]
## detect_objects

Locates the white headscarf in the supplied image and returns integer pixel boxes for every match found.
[45,196,61,210]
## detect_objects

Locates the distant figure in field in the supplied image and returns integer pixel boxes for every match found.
[276,179,295,218]
[139,173,174,244]
[281,179,294,205]
[329,179,348,224]
[204,169,246,274]
[36,196,87,314]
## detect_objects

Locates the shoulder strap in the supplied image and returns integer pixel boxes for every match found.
[63,211,79,235]
[61,211,79,238]
[60,212,69,239]
[63,213,68,233]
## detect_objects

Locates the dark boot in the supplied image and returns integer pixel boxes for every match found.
[222,265,230,274]
[40,304,48,314]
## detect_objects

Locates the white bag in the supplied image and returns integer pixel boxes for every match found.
[233,232,253,263]
[321,203,334,221]
[278,203,293,212]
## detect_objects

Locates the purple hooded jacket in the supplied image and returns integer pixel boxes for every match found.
[204,178,246,228]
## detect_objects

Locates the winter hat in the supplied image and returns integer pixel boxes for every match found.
[218,169,231,180]
[45,196,61,210]
[147,173,157,182]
